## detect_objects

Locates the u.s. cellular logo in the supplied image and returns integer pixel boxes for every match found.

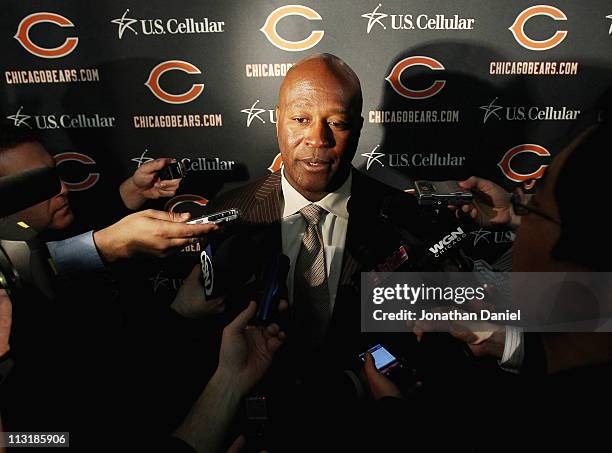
[111,9,224,39]
[479,98,580,123]
[361,3,475,34]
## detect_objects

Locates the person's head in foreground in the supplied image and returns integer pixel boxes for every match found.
[0,123,73,231]
[512,121,610,272]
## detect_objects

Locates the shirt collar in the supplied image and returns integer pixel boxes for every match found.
[281,167,351,220]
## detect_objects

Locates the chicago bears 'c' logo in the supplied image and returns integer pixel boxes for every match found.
[54,152,99,191]
[14,12,79,58]
[509,5,568,51]
[385,56,446,99]
[145,60,205,104]
[497,144,550,184]
[268,153,283,173]
[260,5,324,51]
[164,194,209,213]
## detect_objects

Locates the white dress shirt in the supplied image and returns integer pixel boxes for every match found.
[281,168,351,312]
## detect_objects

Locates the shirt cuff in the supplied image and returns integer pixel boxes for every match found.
[46,231,105,275]
[498,326,524,373]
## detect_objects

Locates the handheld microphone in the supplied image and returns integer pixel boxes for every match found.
[379,193,473,271]
[255,253,290,324]
[199,232,269,299]
[0,167,61,218]
[200,234,260,299]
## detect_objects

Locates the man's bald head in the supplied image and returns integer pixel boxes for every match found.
[279,53,363,115]
[275,54,364,201]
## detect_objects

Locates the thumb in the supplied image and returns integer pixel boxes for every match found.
[143,157,173,173]
[226,301,256,334]
[140,209,190,222]
[167,211,191,222]
[458,176,477,189]
[363,351,379,380]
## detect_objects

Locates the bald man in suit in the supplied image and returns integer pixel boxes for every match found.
[199,54,426,450]
[204,54,426,369]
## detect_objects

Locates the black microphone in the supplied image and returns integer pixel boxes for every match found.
[0,167,61,218]
[379,193,473,271]
[199,232,269,299]
[255,253,290,324]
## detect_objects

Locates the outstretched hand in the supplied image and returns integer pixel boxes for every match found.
[120,158,182,209]
[93,209,219,261]
[216,301,287,397]
[451,176,520,229]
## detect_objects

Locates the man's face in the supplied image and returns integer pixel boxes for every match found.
[276,64,363,201]
[0,142,73,231]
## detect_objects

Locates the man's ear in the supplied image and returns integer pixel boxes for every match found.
[275,107,280,135]
[354,116,364,142]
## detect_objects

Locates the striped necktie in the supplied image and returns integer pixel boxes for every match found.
[293,204,331,347]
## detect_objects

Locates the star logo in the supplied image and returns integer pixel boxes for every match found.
[131,149,154,168]
[607,15,612,35]
[6,106,32,128]
[470,228,492,246]
[361,3,388,34]
[361,145,385,170]
[479,97,504,124]
[240,100,267,127]
[111,9,139,39]
[149,271,170,293]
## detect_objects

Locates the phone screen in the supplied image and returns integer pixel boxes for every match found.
[359,344,397,370]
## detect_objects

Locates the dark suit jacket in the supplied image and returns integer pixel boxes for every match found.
[204,167,430,370]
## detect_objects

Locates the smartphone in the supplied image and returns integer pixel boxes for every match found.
[186,208,241,225]
[414,180,473,206]
[159,158,191,180]
[358,344,401,375]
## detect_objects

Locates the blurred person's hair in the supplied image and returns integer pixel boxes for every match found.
[0,122,40,152]
[552,119,611,270]
[0,122,41,177]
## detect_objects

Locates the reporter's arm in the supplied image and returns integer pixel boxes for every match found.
[93,209,218,263]
[173,302,286,453]
[46,231,105,274]
[46,210,217,272]
[172,371,242,453]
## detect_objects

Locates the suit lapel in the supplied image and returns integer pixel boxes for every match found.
[252,171,283,224]
[243,171,283,254]
[338,169,377,287]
